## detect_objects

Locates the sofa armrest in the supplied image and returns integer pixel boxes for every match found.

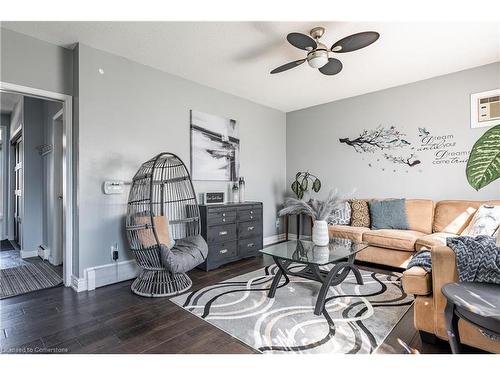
[402,266,432,296]
[430,245,459,338]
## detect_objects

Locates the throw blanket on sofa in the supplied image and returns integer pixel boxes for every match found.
[447,235,500,284]
[407,236,500,284]
[407,250,432,272]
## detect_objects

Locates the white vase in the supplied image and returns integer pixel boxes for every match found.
[312,220,329,246]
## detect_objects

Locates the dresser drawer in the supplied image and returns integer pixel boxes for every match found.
[238,237,263,258]
[208,241,238,263]
[238,208,262,222]
[238,221,262,238]
[207,223,237,243]
[207,210,237,226]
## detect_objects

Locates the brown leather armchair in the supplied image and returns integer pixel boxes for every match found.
[402,245,500,353]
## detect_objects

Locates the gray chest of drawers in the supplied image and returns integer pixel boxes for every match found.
[198,202,263,271]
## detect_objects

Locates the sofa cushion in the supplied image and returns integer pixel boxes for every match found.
[363,229,426,252]
[402,266,432,295]
[350,199,370,227]
[356,246,414,268]
[406,199,434,234]
[433,200,500,234]
[369,198,409,230]
[328,225,370,242]
[415,232,458,251]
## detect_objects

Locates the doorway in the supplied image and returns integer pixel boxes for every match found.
[0,83,73,291]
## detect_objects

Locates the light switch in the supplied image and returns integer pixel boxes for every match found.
[103,180,124,195]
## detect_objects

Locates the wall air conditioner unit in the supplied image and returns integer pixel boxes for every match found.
[471,89,500,128]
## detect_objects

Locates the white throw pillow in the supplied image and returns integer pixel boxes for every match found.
[461,205,500,237]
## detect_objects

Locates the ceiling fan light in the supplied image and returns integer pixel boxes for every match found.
[307,49,328,68]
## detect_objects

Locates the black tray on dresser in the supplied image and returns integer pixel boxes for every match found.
[198,202,263,271]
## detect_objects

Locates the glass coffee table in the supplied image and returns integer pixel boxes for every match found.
[260,238,368,316]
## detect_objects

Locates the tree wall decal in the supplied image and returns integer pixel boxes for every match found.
[339,126,410,153]
[384,153,421,167]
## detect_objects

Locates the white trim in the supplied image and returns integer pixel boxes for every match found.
[20,250,38,258]
[263,233,286,246]
[0,81,74,288]
[71,274,86,293]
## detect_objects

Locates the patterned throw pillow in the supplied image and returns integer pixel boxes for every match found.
[327,201,351,225]
[461,205,500,237]
[350,199,370,227]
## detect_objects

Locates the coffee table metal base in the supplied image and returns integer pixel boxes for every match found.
[268,254,364,316]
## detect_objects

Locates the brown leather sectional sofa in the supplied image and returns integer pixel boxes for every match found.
[328,199,500,353]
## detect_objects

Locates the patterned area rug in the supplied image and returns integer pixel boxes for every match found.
[171,264,413,354]
[0,262,63,299]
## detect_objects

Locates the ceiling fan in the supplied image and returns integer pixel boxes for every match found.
[270,27,380,76]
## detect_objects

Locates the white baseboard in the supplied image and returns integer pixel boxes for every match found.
[71,259,140,292]
[263,233,287,246]
[20,250,38,258]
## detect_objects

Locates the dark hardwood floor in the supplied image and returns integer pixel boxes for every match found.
[0,254,472,354]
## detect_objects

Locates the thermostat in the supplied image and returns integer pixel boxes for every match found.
[103,181,124,195]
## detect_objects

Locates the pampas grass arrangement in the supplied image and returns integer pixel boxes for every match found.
[279,190,343,221]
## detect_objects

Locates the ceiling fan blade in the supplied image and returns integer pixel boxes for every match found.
[318,58,343,76]
[287,33,317,51]
[331,31,380,53]
[270,59,306,74]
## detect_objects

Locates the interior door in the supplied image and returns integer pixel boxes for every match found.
[49,116,63,265]
[13,137,23,247]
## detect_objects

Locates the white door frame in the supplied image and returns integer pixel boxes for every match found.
[0,81,74,287]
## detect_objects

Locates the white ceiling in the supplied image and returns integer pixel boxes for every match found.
[2,21,499,112]
[0,92,21,114]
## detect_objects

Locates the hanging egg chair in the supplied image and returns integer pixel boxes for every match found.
[125,152,208,297]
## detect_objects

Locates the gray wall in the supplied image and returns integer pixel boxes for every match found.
[286,63,500,203]
[75,44,286,276]
[0,28,73,96]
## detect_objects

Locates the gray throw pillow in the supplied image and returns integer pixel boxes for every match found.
[369,199,409,230]
[327,201,351,225]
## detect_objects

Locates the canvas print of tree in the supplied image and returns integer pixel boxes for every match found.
[190,110,240,181]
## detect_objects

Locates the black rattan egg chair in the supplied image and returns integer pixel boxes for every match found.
[125,152,208,297]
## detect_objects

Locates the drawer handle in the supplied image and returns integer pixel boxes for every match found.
[247,226,255,231]
[219,231,228,235]
[247,243,254,248]
[250,216,254,219]
[220,249,228,254]
[250,210,254,214]
[222,218,226,222]
[222,213,226,217]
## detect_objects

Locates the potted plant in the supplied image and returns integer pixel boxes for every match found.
[279,190,342,246]
[466,124,500,245]
[291,171,321,199]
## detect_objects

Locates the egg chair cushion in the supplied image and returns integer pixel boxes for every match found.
[160,234,208,274]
